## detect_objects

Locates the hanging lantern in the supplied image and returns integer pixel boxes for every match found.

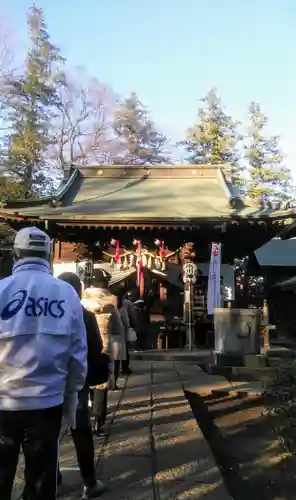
[85,260,93,281]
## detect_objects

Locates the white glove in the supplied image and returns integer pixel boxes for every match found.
[62,392,78,430]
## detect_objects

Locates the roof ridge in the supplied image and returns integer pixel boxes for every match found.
[75,163,228,169]
[217,168,245,208]
[1,168,79,209]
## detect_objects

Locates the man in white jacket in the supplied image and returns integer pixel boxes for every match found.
[0,227,87,500]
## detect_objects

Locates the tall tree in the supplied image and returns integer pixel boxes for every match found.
[4,4,65,196]
[113,92,169,164]
[180,88,242,184]
[245,102,292,202]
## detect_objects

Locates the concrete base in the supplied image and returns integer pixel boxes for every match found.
[214,352,267,368]
[214,353,244,367]
[244,354,267,368]
[203,363,274,381]
[130,349,213,363]
[184,343,197,350]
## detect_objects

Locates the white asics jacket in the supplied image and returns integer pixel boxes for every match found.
[0,257,87,411]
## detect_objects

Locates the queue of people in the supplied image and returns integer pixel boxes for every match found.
[0,227,138,500]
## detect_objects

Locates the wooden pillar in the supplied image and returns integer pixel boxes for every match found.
[261,298,270,353]
[58,240,62,260]
[50,238,55,273]
[160,282,166,302]
[180,243,196,350]
[157,334,162,350]
[139,275,144,298]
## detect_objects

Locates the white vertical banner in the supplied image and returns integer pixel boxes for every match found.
[207,243,221,315]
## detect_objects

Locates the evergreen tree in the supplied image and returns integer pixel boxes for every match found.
[180,88,242,184]
[245,102,292,202]
[113,92,169,164]
[4,4,65,196]
[0,177,25,258]
[0,178,26,204]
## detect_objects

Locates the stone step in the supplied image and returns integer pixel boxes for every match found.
[152,362,232,499]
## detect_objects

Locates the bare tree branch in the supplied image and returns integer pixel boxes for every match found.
[0,23,17,110]
[0,22,21,149]
[48,72,119,170]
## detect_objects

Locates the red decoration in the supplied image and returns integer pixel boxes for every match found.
[135,240,144,287]
[115,240,120,265]
[213,246,219,257]
[103,239,182,288]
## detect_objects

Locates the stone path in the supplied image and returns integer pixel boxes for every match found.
[12,361,237,499]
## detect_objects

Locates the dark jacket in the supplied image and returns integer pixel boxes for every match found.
[83,306,109,387]
[123,298,137,330]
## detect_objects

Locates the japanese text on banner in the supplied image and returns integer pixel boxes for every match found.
[207,243,221,314]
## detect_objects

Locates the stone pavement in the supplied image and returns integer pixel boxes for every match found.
[12,361,237,499]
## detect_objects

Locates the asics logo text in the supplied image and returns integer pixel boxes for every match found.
[0,290,65,320]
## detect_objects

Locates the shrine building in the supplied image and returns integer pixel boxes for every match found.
[0,164,294,348]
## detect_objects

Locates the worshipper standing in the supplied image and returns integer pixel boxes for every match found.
[113,287,131,372]
[113,286,136,375]
[58,272,108,499]
[82,269,125,434]
[0,227,87,500]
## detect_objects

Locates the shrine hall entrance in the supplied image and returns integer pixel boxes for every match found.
[111,266,214,350]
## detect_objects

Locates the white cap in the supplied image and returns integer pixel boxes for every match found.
[14,227,51,255]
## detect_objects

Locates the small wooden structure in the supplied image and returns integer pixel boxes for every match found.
[249,237,296,338]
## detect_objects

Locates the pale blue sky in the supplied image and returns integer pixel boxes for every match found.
[2,1,296,172]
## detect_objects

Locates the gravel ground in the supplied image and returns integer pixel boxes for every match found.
[187,388,296,500]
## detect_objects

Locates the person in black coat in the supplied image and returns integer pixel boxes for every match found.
[57,272,108,500]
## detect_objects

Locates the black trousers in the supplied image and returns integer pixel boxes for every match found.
[92,389,108,430]
[0,404,62,500]
[121,343,130,373]
[58,387,97,488]
[113,360,120,384]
